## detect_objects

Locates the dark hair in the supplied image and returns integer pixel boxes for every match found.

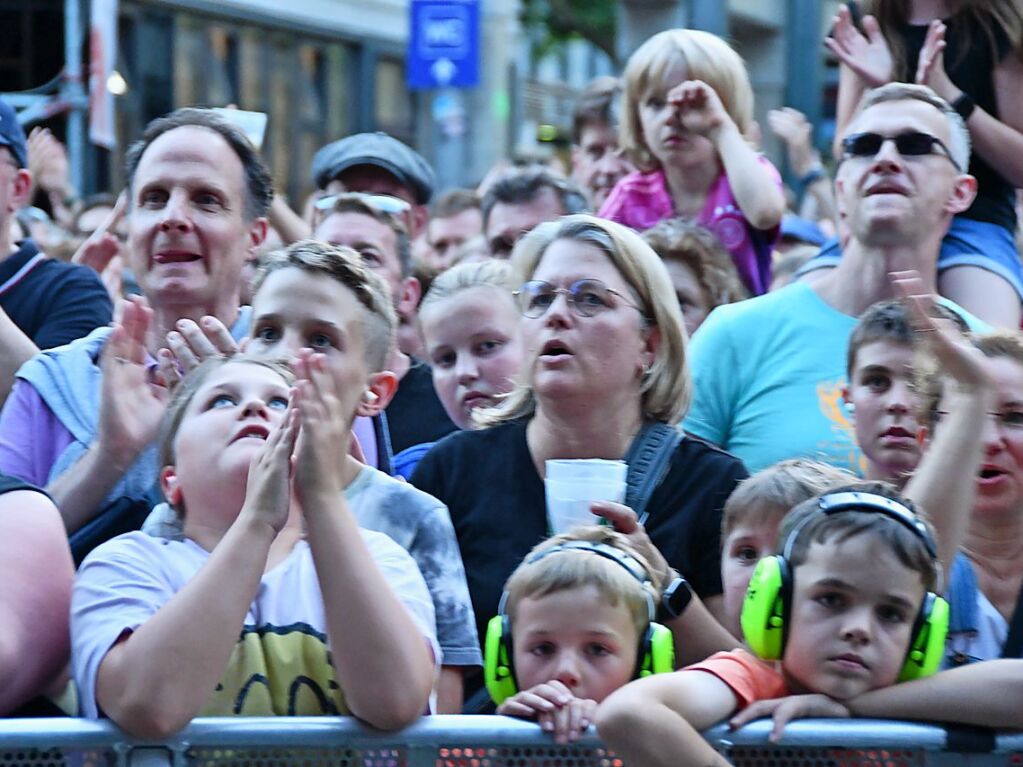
[571,76,622,145]
[641,218,748,309]
[857,0,1023,80]
[124,107,274,221]
[254,240,397,372]
[781,481,938,592]
[847,300,969,378]
[481,168,590,229]
[432,188,481,219]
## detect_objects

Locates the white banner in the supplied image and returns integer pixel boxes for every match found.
[88,0,119,149]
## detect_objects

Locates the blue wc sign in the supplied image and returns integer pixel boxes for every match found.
[407,0,480,89]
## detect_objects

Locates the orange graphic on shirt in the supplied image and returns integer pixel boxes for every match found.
[817,379,867,476]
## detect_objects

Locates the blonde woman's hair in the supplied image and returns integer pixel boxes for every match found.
[475,215,690,427]
[722,459,857,539]
[620,29,754,171]
[504,526,657,636]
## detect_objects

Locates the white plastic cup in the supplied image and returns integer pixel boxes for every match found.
[544,459,627,534]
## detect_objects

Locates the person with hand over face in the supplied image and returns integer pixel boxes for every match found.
[72,353,437,737]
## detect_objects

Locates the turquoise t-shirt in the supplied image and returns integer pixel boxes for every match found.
[683,282,985,475]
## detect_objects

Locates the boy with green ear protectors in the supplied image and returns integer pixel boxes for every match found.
[484,526,676,743]
[597,482,1023,766]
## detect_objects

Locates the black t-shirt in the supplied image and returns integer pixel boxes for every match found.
[843,0,1018,231]
[385,359,457,455]
[410,419,748,656]
[0,240,113,350]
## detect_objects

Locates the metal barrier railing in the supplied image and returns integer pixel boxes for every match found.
[0,716,1021,767]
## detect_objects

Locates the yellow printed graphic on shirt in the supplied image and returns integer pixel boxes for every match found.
[816,379,867,476]
[200,623,348,716]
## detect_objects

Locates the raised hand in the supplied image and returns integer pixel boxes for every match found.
[915,20,957,102]
[667,80,732,139]
[291,350,356,503]
[891,269,990,392]
[825,7,893,87]
[73,193,127,301]
[158,315,239,389]
[97,297,170,468]
[27,127,73,199]
[238,399,300,535]
[767,108,819,177]
[728,693,850,742]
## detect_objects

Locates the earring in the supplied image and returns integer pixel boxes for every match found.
[363,390,379,404]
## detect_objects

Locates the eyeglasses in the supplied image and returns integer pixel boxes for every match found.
[935,409,1023,430]
[841,131,961,171]
[514,279,644,319]
[314,192,411,215]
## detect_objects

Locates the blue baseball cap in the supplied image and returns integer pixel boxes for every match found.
[0,98,28,168]
[780,215,827,246]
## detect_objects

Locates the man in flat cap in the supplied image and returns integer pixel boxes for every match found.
[312,132,435,238]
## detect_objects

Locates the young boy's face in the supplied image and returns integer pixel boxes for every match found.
[846,341,921,480]
[783,533,925,701]
[512,584,639,703]
[247,267,374,418]
[721,511,783,638]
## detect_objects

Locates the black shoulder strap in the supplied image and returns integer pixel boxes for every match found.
[1000,578,1023,658]
[624,422,683,525]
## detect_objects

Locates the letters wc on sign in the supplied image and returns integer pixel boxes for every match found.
[407,0,481,90]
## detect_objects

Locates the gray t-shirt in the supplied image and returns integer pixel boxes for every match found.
[141,465,482,667]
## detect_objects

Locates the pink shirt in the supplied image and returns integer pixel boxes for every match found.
[598,158,782,295]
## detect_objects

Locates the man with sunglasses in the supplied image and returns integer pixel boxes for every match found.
[0,98,112,404]
[684,83,985,476]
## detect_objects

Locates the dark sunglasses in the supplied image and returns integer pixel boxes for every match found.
[841,131,961,171]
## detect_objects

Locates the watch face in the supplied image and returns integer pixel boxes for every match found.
[663,577,693,618]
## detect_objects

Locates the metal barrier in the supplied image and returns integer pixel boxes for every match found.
[0,716,1021,767]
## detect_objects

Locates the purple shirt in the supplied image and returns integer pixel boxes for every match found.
[598,158,783,295]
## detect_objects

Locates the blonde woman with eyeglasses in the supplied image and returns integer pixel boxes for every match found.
[411,215,747,705]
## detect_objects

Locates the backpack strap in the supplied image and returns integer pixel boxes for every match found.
[1001,575,1023,658]
[624,422,683,525]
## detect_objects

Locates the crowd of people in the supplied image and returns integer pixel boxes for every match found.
[2,1,1023,760]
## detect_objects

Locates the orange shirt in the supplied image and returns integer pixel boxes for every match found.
[685,649,789,710]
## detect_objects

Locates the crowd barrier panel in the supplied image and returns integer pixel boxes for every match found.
[0,715,1021,767]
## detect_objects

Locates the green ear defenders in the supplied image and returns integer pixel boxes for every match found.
[740,491,949,682]
[483,540,675,705]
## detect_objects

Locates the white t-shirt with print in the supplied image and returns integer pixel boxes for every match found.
[72,529,437,718]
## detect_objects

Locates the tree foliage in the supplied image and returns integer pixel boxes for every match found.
[520,0,618,64]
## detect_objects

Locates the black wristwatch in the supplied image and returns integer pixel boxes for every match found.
[951,92,976,121]
[658,576,694,621]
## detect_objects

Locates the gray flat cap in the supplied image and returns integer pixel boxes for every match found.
[311,132,435,204]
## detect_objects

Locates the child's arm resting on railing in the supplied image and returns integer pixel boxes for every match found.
[597,670,739,767]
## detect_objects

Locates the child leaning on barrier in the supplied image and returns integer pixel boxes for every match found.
[719,459,855,638]
[485,526,676,743]
[71,259,439,738]
[598,482,1023,767]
